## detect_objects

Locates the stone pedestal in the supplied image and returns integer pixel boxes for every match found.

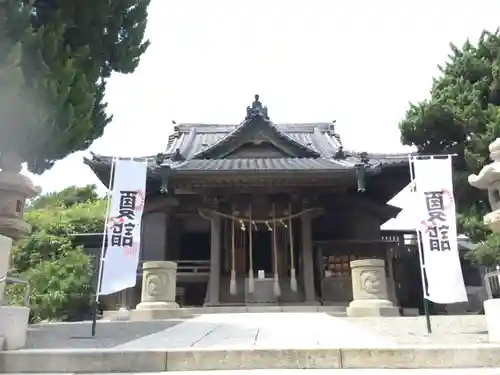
[346,258,399,317]
[137,261,179,310]
[0,234,13,300]
[484,299,500,342]
[133,261,187,320]
[0,153,40,350]
[0,234,29,350]
[0,306,30,350]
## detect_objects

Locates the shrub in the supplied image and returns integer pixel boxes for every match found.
[5,185,102,322]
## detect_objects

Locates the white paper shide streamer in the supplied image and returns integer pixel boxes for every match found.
[413,157,468,304]
[99,159,148,296]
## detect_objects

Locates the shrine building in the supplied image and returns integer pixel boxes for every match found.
[85,95,413,308]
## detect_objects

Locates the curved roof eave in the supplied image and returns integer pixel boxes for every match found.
[83,155,163,190]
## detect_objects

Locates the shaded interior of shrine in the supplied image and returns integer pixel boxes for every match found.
[109,190,423,309]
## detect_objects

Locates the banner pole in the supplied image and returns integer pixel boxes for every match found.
[91,157,117,337]
[408,155,432,334]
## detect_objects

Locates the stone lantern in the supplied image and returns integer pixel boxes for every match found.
[468,138,500,342]
[0,152,40,350]
[0,153,40,240]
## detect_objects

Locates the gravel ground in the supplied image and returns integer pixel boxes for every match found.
[25,319,186,349]
[341,315,489,344]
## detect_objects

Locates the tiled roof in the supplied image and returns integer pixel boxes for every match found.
[192,119,321,159]
[165,122,342,159]
[85,122,408,174]
[171,157,352,172]
[162,121,407,169]
[84,94,410,188]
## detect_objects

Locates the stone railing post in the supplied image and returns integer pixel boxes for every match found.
[468,138,500,342]
[346,258,399,317]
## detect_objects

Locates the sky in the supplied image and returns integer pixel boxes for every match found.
[25,0,500,194]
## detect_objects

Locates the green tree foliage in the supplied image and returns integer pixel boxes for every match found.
[6,185,105,322]
[0,0,150,174]
[28,184,99,210]
[399,30,500,265]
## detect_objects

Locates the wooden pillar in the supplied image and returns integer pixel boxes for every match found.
[301,211,316,303]
[141,212,167,261]
[315,245,324,302]
[164,215,170,260]
[206,213,221,306]
[279,227,288,277]
[386,247,399,306]
[166,217,181,261]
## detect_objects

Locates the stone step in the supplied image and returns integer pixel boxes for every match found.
[2,370,500,375]
[2,346,500,373]
[103,305,348,320]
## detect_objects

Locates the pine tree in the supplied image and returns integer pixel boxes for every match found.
[399,30,500,265]
[0,0,150,173]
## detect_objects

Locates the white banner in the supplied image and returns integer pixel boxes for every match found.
[413,157,468,304]
[99,159,148,296]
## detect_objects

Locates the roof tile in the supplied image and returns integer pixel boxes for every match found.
[166,122,342,160]
[172,158,350,171]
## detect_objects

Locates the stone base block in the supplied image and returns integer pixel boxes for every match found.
[0,306,30,350]
[130,308,190,321]
[346,305,400,317]
[136,301,179,310]
[484,298,500,342]
[0,218,31,242]
[0,234,12,300]
[401,307,419,316]
[114,307,132,321]
[346,299,400,317]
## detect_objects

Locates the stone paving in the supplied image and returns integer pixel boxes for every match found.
[25,319,185,349]
[343,315,489,344]
[3,370,500,374]
[4,314,499,373]
[22,312,490,350]
[113,313,396,350]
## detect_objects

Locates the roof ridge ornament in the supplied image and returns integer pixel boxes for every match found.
[246,94,269,120]
[329,120,336,134]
